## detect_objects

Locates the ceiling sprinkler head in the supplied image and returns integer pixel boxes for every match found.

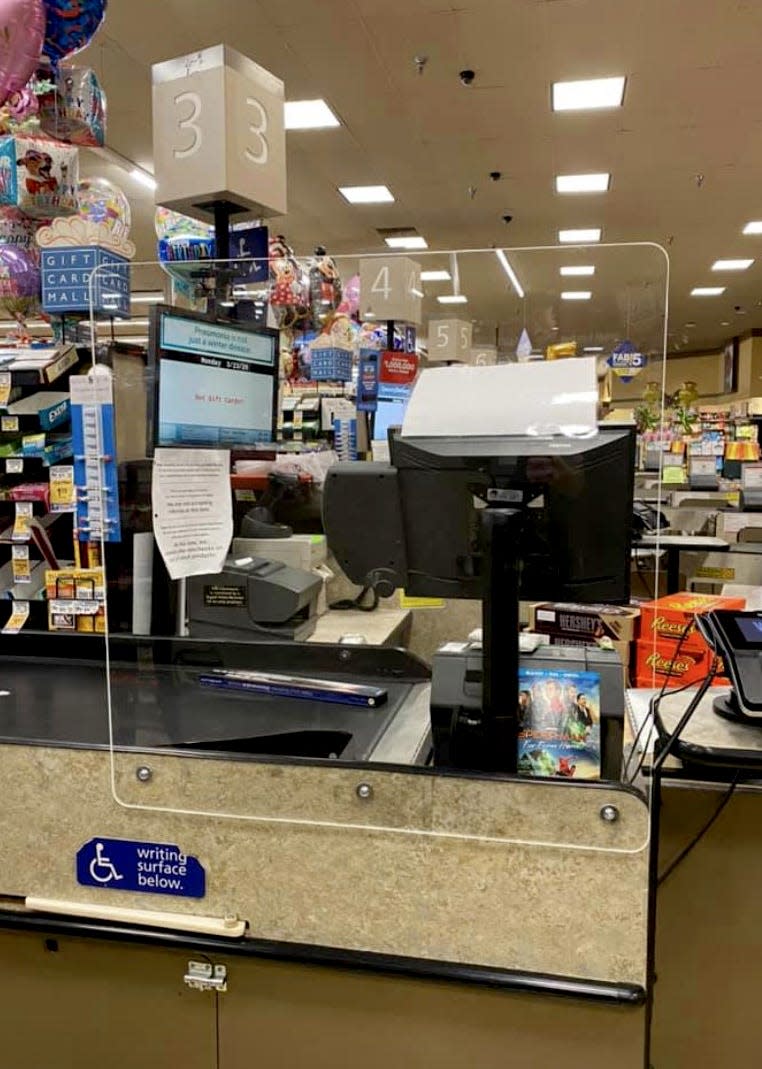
[414,55,428,75]
[467,185,477,199]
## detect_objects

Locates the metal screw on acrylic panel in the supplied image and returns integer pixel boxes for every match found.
[136,766,153,783]
[600,805,620,823]
[356,783,374,801]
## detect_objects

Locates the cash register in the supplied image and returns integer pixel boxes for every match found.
[323,420,636,776]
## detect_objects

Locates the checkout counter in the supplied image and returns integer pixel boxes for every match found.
[2,377,761,1067]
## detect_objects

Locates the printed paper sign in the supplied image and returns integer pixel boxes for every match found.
[152,448,234,580]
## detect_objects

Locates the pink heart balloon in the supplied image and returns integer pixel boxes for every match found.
[0,0,46,108]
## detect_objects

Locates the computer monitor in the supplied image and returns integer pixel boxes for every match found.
[323,426,635,773]
[372,398,408,442]
[324,427,635,604]
[147,305,278,450]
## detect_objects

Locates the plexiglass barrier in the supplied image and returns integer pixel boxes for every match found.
[79,242,671,850]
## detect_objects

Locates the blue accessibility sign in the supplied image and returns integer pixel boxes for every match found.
[76,838,206,899]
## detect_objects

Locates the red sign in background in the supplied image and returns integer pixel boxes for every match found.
[379,350,418,385]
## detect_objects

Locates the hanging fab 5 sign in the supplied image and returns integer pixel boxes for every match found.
[607,340,647,383]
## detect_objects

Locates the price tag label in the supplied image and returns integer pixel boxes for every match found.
[1,416,19,433]
[6,458,23,474]
[12,502,33,542]
[429,319,472,363]
[12,545,31,585]
[2,600,30,635]
[359,257,422,325]
[50,465,76,512]
[0,372,11,407]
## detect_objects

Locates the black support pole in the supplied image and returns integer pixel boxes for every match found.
[480,508,521,773]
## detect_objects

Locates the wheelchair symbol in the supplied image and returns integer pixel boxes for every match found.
[89,842,124,885]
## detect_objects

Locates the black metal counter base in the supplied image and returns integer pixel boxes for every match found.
[0,908,645,1006]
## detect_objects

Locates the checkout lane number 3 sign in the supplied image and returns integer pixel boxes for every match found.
[76,838,206,899]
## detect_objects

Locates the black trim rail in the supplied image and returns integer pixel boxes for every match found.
[0,909,645,1006]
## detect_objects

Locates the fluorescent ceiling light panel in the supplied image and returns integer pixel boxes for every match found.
[421,270,451,282]
[495,249,525,299]
[131,293,163,304]
[558,228,602,244]
[130,168,157,191]
[556,173,610,194]
[339,185,394,204]
[385,236,428,249]
[583,346,604,352]
[561,291,592,300]
[285,99,340,130]
[560,265,595,277]
[691,287,726,296]
[743,221,762,235]
[552,76,626,112]
[437,294,468,304]
[712,259,754,271]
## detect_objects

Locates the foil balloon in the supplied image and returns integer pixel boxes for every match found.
[0,207,36,251]
[39,66,106,146]
[338,273,360,318]
[154,206,213,243]
[77,176,130,240]
[0,0,46,107]
[0,244,40,298]
[43,0,108,64]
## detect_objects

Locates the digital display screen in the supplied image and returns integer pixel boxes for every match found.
[735,616,762,644]
[373,399,408,442]
[153,312,277,448]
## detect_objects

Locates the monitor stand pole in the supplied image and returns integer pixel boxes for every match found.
[480,508,521,774]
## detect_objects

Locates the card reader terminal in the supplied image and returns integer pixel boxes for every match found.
[696,610,762,723]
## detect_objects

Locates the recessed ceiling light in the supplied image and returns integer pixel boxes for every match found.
[712,258,754,271]
[385,236,428,249]
[285,99,340,130]
[421,270,451,282]
[560,265,595,277]
[437,294,468,304]
[691,287,726,296]
[339,185,394,204]
[561,291,592,300]
[684,322,697,328]
[743,221,762,235]
[584,346,605,352]
[556,173,611,194]
[552,76,626,112]
[721,321,731,326]
[559,228,602,244]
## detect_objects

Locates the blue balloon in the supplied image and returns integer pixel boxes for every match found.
[43,0,108,64]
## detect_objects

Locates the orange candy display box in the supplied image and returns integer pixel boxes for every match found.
[633,637,728,688]
[638,593,746,653]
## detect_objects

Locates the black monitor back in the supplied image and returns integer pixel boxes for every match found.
[323,427,635,605]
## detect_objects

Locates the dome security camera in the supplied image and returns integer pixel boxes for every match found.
[489,171,502,181]
[502,214,513,224]
[459,69,476,85]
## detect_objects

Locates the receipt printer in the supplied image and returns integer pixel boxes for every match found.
[188,557,322,642]
[431,642,625,780]
[696,610,762,723]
